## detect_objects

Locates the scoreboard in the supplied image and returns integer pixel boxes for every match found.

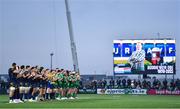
[113,39,176,75]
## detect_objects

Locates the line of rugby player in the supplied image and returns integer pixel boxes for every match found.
[8,63,80,103]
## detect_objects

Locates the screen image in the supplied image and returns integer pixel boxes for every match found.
[113,39,176,75]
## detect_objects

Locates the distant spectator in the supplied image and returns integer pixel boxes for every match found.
[157,79,161,89]
[153,79,158,89]
[142,79,147,89]
[162,79,168,89]
[79,80,83,89]
[133,79,138,88]
[170,79,175,91]
[122,79,126,88]
[147,80,151,89]
[175,79,180,90]
[109,78,115,88]
[102,79,107,88]
[127,79,131,88]
[137,80,141,88]
[116,78,121,88]
[93,80,97,89]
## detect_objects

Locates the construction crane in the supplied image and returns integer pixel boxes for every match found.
[65,0,79,73]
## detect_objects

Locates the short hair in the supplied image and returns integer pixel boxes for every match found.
[31,67,35,70]
[12,63,16,66]
[20,65,25,69]
[26,65,30,69]
[66,70,70,75]
[35,65,39,69]
[40,67,44,70]
[39,67,44,72]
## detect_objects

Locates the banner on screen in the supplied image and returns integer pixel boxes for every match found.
[113,39,176,75]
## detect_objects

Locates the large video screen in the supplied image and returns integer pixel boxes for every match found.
[113,39,176,75]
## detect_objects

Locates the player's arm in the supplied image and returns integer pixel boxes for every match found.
[33,74,40,79]
[53,74,58,81]
[16,71,23,78]
[13,70,19,75]
[58,77,63,81]
[57,74,63,81]
[27,74,32,79]
[42,75,48,81]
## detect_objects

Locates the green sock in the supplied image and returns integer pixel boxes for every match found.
[74,93,77,97]
[55,93,59,98]
[59,93,61,98]
[71,93,74,97]
[67,93,71,98]
[72,93,75,98]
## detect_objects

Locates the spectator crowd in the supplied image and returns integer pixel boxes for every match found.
[82,78,180,91]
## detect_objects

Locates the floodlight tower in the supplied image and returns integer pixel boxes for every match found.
[50,52,54,70]
[65,0,79,73]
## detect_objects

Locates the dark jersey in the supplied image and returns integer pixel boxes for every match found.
[8,68,16,81]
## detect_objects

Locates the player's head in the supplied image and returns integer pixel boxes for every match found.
[26,65,30,70]
[12,63,16,68]
[76,71,80,75]
[55,68,59,72]
[16,66,20,70]
[20,65,25,70]
[45,69,50,73]
[136,42,143,51]
[70,71,75,75]
[41,68,46,74]
[39,66,44,72]
[31,67,36,72]
[64,70,69,76]
[57,70,61,73]
[51,70,56,74]
[59,69,64,72]
[31,69,36,76]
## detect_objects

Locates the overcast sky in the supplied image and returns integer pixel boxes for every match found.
[0,0,179,78]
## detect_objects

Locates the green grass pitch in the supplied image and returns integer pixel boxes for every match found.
[0,94,180,108]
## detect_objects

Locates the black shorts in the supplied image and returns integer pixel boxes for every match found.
[9,79,19,87]
[39,81,47,88]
